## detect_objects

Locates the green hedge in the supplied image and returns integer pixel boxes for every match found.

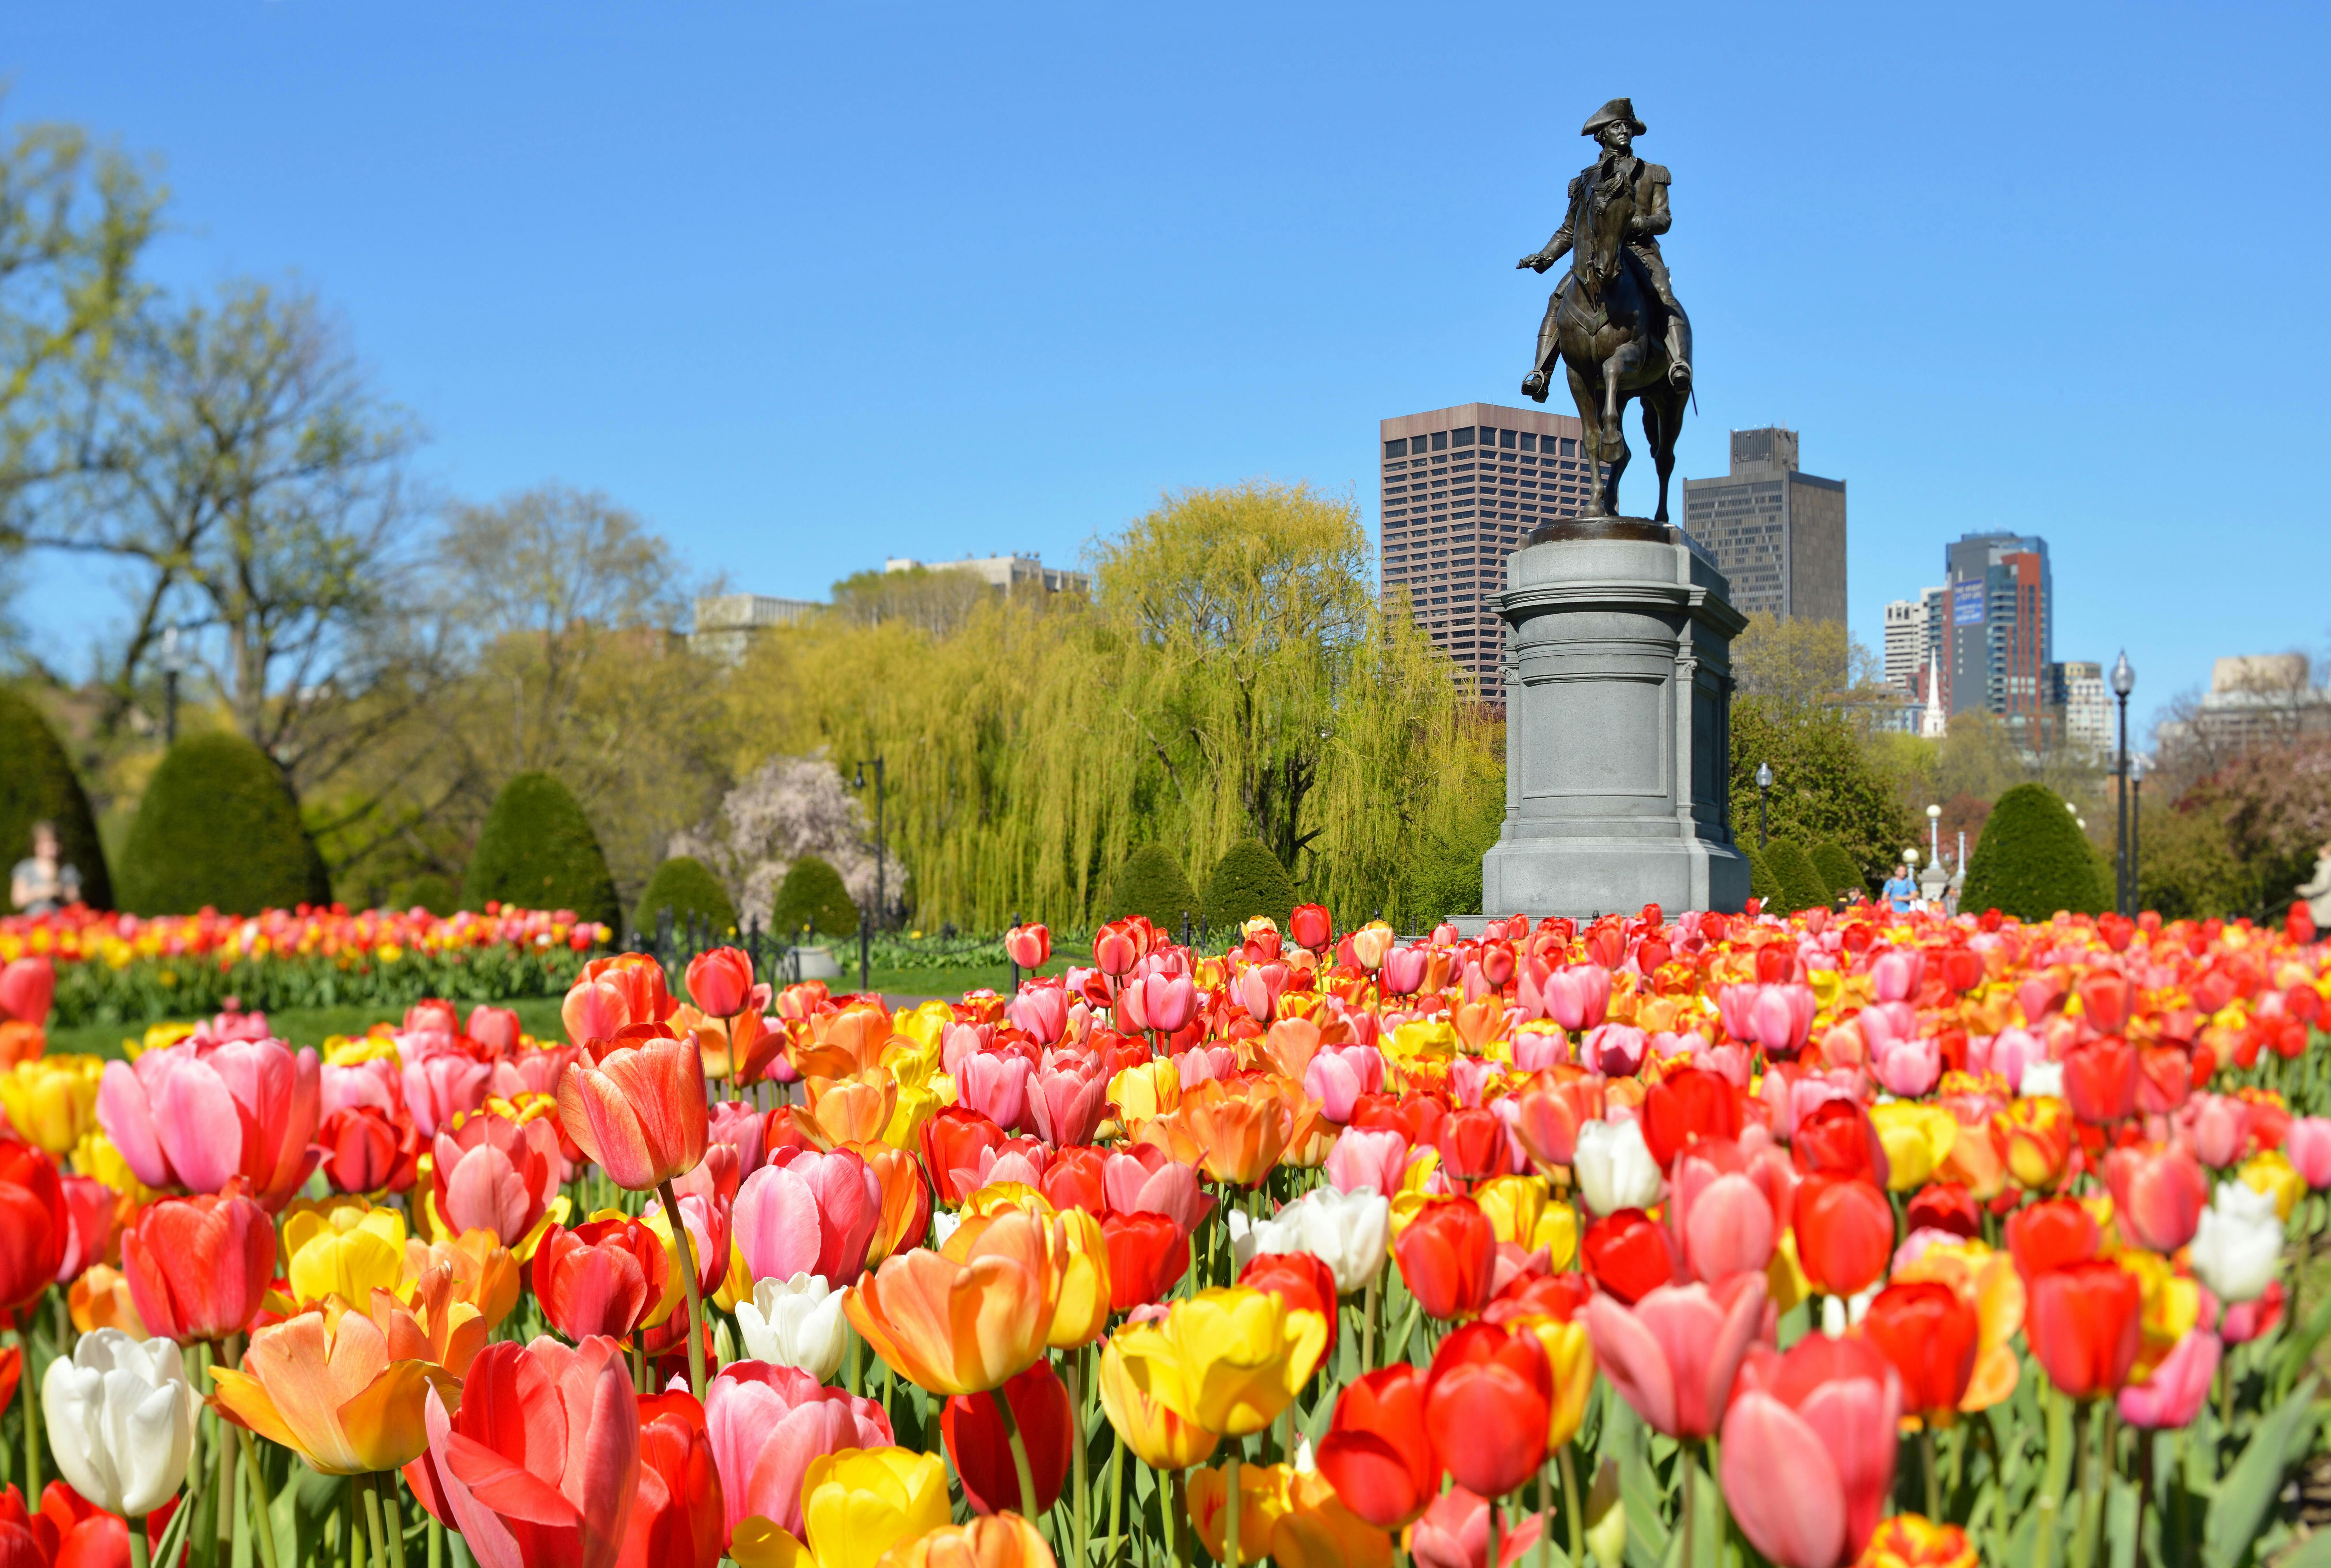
[1961,782,2107,921]
[1202,838,1298,931]
[1763,837,1830,915]
[461,772,621,933]
[0,686,113,911]
[774,856,859,939]
[47,945,592,1029]
[1741,843,1780,906]
[120,733,329,916]
[1107,843,1201,932]
[634,855,739,938]
[1811,839,1865,901]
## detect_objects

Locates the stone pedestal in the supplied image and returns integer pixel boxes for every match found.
[1477,518,1751,919]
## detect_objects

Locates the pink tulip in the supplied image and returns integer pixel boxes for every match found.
[1304,1045,1384,1123]
[649,1186,731,1296]
[733,1147,881,1285]
[434,1113,567,1246]
[1716,984,1758,1043]
[1869,1036,1941,1098]
[1668,1161,1777,1284]
[55,1172,117,1282]
[1511,1029,1571,1074]
[1750,985,1816,1057]
[1409,1485,1543,1568]
[403,1047,495,1140]
[705,1361,891,1538]
[1121,973,1198,1036]
[2102,1144,2209,1254]
[1004,924,1050,970]
[1029,1060,1109,1148]
[1983,1027,2047,1092]
[1545,965,1611,1032]
[1585,1274,1768,1440]
[1102,1150,1214,1235]
[97,1037,322,1210]
[1233,963,1289,1025]
[321,1057,402,1118]
[1325,1127,1411,1198]
[706,1099,768,1178]
[0,956,57,1026]
[1719,1333,1901,1568]
[1381,946,1430,997]
[1004,984,1068,1046]
[1582,1024,1648,1077]
[2117,1329,2221,1430]
[956,1051,1035,1133]
[1173,1045,1236,1091]
[2017,975,2062,1024]
[467,1005,522,1056]
[2285,1117,2331,1188]
[1870,949,1922,1003]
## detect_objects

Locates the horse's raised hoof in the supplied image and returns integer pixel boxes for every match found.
[1520,372,1548,403]
[1668,364,1692,391]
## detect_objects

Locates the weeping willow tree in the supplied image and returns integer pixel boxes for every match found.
[725,482,1499,928]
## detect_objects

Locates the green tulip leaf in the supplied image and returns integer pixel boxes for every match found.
[2204,1373,2320,1568]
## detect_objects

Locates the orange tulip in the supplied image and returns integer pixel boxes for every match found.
[563,954,677,1045]
[877,1511,1057,1568]
[1181,1079,1290,1187]
[405,1229,521,1332]
[211,1305,461,1474]
[844,1207,1057,1395]
[807,1075,898,1148]
[847,1141,933,1264]
[556,1030,708,1192]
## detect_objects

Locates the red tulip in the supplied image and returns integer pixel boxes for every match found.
[318,1106,419,1195]
[1483,1271,1593,1327]
[1585,1275,1767,1440]
[1103,1212,1188,1311]
[556,1030,709,1192]
[942,1361,1073,1516]
[434,1112,567,1248]
[0,957,55,1026]
[1858,1281,1979,1420]
[1436,1108,1512,1185]
[1791,1099,1889,1186]
[1315,1365,1439,1529]
[1640,1067,1741,1170]
[1424,1323,1550,1498]
[1005,924,1050,970]
[2102,1144,2208,1254]
[1093,921,1143,978]
[1239,1250,1339,1362]
[467,1006,522,1055]
[626,1397,724,1568]
[922,1107,1009,1205]
[1290,905,1332,953]
[2027,1260,2142,1398]
[2006,1196,2103,1281]
[685,948,755,1021]
[1581,1210,1678,1305]
[2077,973,2131,1035]
[1790,1175,1895,1298]
[1395,1197,1497,1322]
[120,1191,276,1343]
[1037,1145,1108,1217]
[1903,1182,1980,1240]
[532,1217,670,1341]
[562,954,676,1046]
[2062,1037,2138,1125]
[0,1140,66,1315]
[1720,1332,1901,1568]
[406,1336,640,1568]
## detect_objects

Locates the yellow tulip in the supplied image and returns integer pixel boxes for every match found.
[884,1085,940,1151]
[2115,1247,2200,1384]
[1109,1287,1327,1437]
[1044,1206,1111,1349]
[1272,1470,1395,1568]
[1766,1228,1811,1316]
[1096,1334,1219,1471]
[1187,1460,1293,1567]
[124,1021,198,1061]
[210,1306,458,1474]
[68,1263,148,1337]
[1869,1102,1958,1192]
[798,1447,952,1568]
[403,1230,520,1331]
[284,1198,410,1308]
[1108,1060,1181,1128]
[810,1075,900,1148]
[1473,1175,1579,1270]
[2241,1150,2305,1222]
[962,1183,1054,1221]
[0,1055,105,1154]
[1516,1316,1597,1448]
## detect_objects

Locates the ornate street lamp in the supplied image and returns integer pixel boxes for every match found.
[2111,652,2136,917]
[1755,761,1773,849]
[853,757,887,992]
[1926,802,1942,868]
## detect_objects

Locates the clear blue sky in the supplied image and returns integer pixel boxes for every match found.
[7,1,2326,735]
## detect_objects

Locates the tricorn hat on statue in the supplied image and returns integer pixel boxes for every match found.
[1581,97,1646,137]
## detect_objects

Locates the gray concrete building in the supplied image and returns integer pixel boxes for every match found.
[1680,428,1847,624]
[690,593,821,664]
[1378,402,1591,696]
[883,553,1090,597]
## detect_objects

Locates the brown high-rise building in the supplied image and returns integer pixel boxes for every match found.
[1680,428,1847,625]
[1378,402,1591,694]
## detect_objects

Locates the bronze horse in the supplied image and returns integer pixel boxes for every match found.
[1520,174,1686,522]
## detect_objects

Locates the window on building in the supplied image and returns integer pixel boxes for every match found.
[1499,428,1517,448]
[1452,427,1475,446]
[1384,439,1407,458]
[1431,431,1449,451]
[1560,438,1578,456]
[1519,433,1538,452]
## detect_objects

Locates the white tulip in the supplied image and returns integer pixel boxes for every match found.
[736,1273,850,1382]
[2017,1060,2066,1101]
[2191,1180,2283,1304]
[1573,1119,1663,1216]
[42,1329,199,1519]
[1229,1186,1390,1294]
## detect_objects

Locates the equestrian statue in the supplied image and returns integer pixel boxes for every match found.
[1518,97,1692,523]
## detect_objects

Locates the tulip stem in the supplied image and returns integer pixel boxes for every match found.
[1560,1445,1584,1568]
[1070,1351,1091,1567]
[1679,1445,1695,1568]
[1922,1425,1940,1520]
[18,1315,38,1504]
[239,1424,281,1568]
[991,1385,1043,1525]
[128,1519,150,1568]
[1360,1275,1377,1372]
[1225,1453,1241,1568]
[1169,1467,1187,1568]
[382,1470,410,1568]
[1106,1430,1125,1568]
[656,1178,708,1399]
[361,1473,390,1568]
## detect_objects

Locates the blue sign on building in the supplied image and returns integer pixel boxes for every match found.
[1952,580,1985,627]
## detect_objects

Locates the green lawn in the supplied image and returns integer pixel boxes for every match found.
[38,957,1075,1059]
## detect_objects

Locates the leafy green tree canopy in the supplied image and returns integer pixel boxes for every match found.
[0,686,113,911]
[1730,697,1918,888]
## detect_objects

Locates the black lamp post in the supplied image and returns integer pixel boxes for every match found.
[2130,751,2145,915]
[853,757,886,992]
[160,624,186,747]
[2111,652,2135,916]
[1755,761,1773,849]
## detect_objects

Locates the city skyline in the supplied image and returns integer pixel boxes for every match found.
[4,2,2326,738]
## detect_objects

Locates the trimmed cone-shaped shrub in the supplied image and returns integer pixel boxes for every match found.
[1963,783,2107,920]
[1202,837,1298,931]
[1763,838,1830,915]
[635,855,739,938]
[0,686,112,911]
[391,873,458,917]
[1108,843,1201,933]
[773,855,859,939]
[1741,843,1781,907]
[120,733,330,916]
[460,771,620,933]
[1811,839,1866,901]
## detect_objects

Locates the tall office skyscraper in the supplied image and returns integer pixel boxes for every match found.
[1378,402,1590,694]
[1942,531,2053,736]
[1883,585,1948,695]
[1680,428,1847,623]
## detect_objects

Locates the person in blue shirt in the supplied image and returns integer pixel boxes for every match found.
[1881,863,1918,914]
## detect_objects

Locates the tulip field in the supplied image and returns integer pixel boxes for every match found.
[2,899,2331,1568]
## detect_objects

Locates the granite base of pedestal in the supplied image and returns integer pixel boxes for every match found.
[1467,517,1752,924]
